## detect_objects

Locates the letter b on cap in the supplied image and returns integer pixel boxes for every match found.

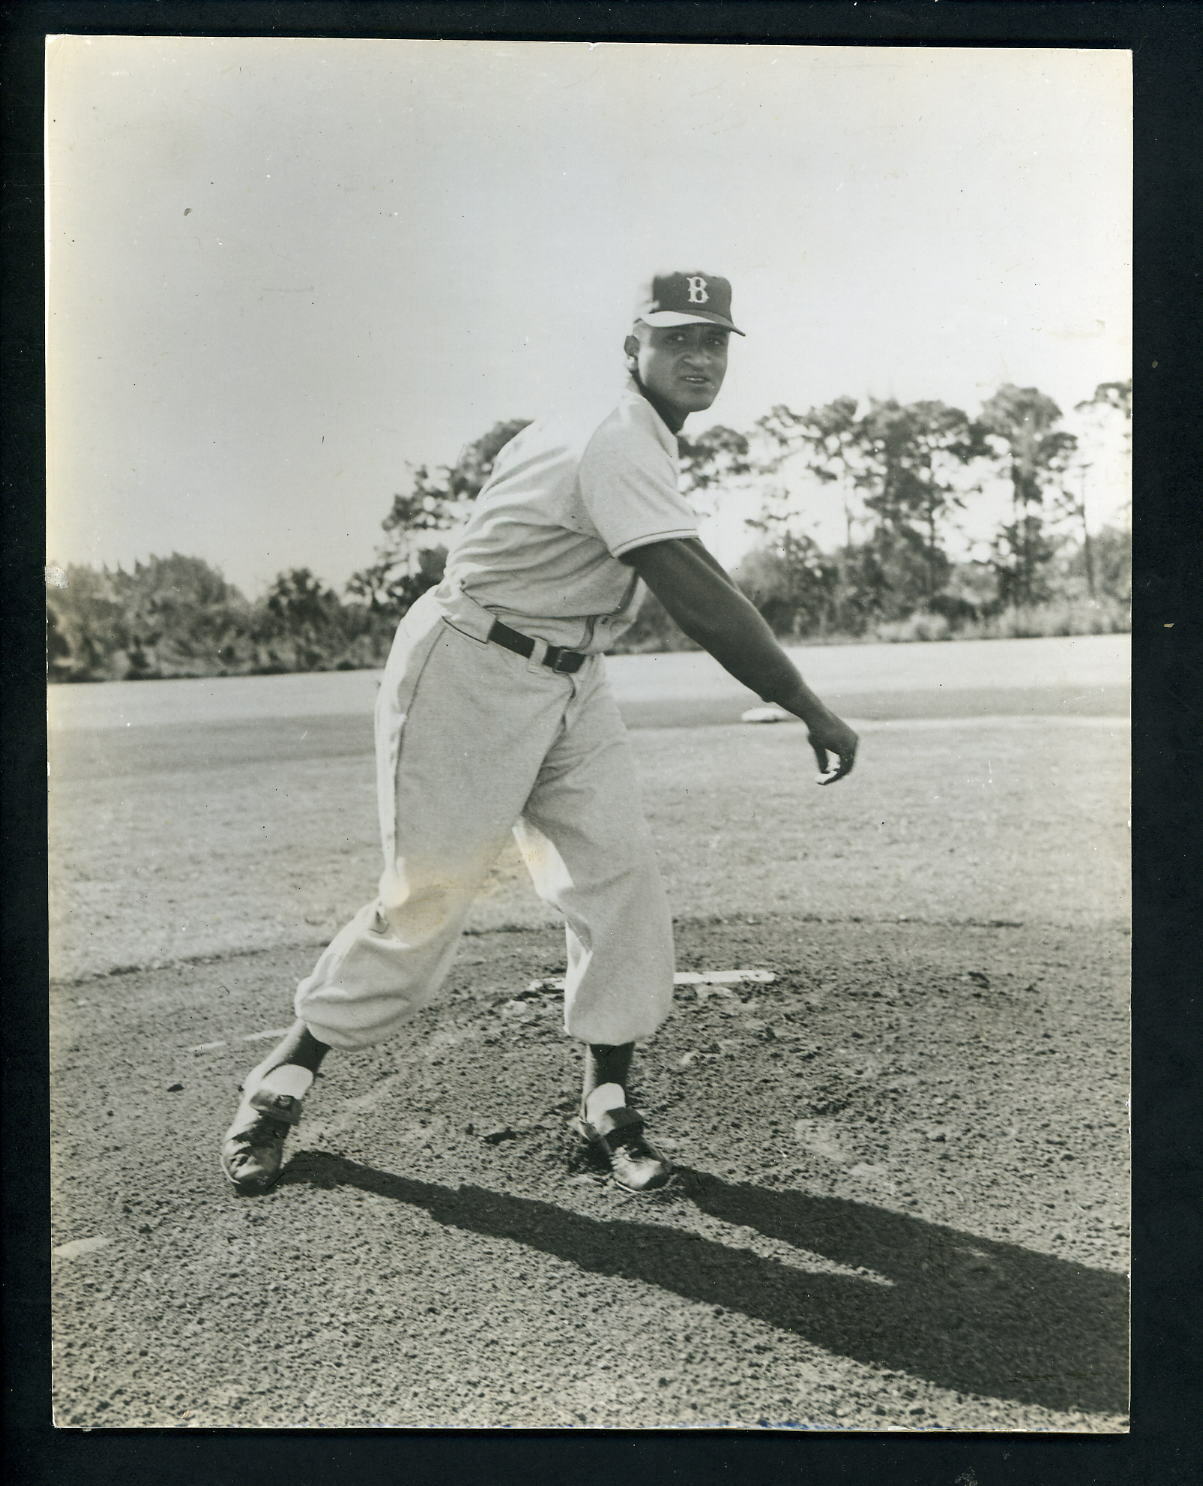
[686,275,709,304]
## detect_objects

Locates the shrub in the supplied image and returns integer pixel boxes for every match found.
[873,611,953,643]
[957,598,1130,640]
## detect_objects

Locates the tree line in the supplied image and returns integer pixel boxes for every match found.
[669,378,1130,645]
[47,381,1129,682]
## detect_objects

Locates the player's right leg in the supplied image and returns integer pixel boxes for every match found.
[221,603,574,1194]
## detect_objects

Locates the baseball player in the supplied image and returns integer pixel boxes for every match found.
[222,270,858,1196]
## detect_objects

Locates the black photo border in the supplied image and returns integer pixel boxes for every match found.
[4,4,1199,1484]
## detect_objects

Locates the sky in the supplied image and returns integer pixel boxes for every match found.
[46,38,1131,596]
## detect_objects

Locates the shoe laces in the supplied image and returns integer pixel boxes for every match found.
[235,1112,290,1148]
[612,1131,662,1166]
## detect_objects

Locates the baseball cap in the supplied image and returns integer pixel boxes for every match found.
[633,271,745,336]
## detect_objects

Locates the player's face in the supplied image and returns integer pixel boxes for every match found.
[628,323,730,431]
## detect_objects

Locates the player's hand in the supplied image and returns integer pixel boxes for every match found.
[807,711,859,785]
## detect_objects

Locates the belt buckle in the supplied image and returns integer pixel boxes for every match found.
[548,647,579,674]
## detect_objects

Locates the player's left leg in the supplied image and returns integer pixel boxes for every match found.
[220,1022,329,1195]
[514,663,675,1191]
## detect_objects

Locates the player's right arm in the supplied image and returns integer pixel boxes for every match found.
[622,537,859,783]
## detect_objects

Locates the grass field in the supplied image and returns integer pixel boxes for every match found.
[48,635,1128,982]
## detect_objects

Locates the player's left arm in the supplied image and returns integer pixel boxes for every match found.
[622,536,858,783]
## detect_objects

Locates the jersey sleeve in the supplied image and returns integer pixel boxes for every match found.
[576,415,700,558]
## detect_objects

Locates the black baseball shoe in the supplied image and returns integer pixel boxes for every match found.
[572,1102,675,1193]
[220,1068,308,1195]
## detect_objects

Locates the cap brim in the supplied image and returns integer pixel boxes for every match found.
[640,309,746,336]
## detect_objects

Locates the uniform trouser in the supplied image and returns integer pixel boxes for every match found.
[294,589,675,1051]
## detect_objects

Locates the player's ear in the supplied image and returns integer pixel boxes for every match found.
[623,333,639,367]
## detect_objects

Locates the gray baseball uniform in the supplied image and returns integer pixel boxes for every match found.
[294,376,699,1049]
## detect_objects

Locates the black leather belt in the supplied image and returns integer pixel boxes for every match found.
[487,619,587,674]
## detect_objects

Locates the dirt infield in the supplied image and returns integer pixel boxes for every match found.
[51,914,1127,1430]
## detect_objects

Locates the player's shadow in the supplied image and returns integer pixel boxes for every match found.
[284,1153,1127,1417]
